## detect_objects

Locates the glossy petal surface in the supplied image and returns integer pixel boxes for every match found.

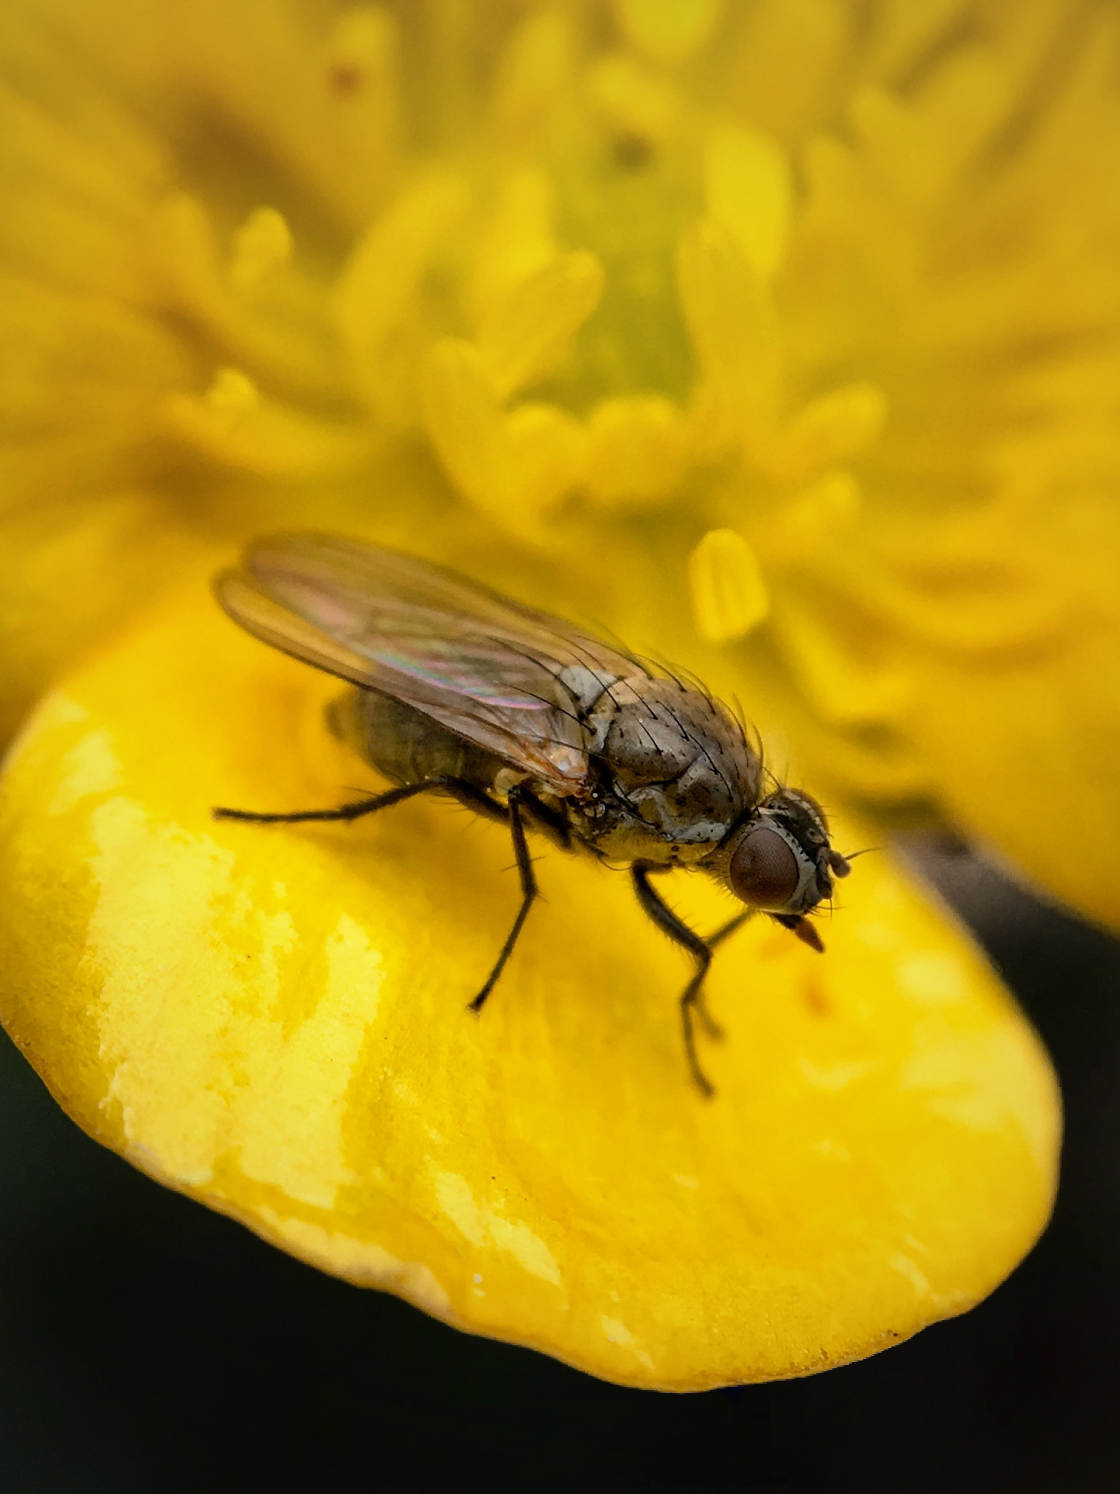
[0,591,1060,1387]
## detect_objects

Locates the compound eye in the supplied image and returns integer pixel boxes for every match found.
[728,825,801,911]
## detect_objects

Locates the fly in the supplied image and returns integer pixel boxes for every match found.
[213,533,851,1096]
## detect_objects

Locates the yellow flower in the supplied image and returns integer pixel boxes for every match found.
[1,0,1099,1385]
[0,596,1059,1388]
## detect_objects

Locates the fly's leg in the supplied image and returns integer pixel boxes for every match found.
[632,865,739,1044]
[707,911,753,952]
[518,793,571,850]
[213,775,510,826]
[216,777,540,1014]
[660,914,758,1049]
[468,784,538,1014]
[690,911,756,1040]
[631,863,724,1098]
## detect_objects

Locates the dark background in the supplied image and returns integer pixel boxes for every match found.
[2,848,1117,1493]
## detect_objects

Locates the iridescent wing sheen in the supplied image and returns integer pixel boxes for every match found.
[215,533,643,791]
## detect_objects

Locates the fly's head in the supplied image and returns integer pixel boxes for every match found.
[720,789,851,950]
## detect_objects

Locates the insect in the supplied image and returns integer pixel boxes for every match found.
[214,534,850,1095]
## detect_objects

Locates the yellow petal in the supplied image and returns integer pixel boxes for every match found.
[908,630,1120,934]
[7,0,1116,961]
[0,585,1059,1388]
[0,495,212,742]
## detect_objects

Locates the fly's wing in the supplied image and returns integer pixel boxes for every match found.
[215,533,641,792]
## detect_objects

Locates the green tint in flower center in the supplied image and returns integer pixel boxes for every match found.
[550,132,698,404]
[87,0,1120,928]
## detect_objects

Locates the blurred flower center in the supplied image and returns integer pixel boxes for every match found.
[35,0,1115,819]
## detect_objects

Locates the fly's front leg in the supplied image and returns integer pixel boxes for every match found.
[469,784,538,1013]
[692,913,755,1038]
[706,911,754,952]
[631,863,724,1098]
[632,865,734,1044]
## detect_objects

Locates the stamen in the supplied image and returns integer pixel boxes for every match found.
[761,383,886,484]
[491,9,575,141]
[166,369,369,475]
[149,193,222,313]
[468,170,556,325]
[324,5,399,97]
[421,342,583,537]
[506,404,587,520]
[773,604,912,727]
[334,172,469,414]
[587,54,680,151]
[584,395,688,508]
[477,251,605,400]
[724,0,847,138]
[768,473,862,562]
[615,0,724,64]
[704,125,791,279]
[421,339,513,512]
[677,221,783,444]
[229,208,292,292]
[689,528,770,643]
[203,367,260,434]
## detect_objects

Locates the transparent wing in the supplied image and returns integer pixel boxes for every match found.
[215,533,642,791]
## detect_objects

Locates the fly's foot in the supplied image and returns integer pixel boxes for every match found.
[694,997,725,1043]
[688,1056,716,1101]
[681,973,719,1098]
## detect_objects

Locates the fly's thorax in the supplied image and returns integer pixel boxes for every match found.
[555,661,625,713]
[572,799,721,866]
[583,674,762,852]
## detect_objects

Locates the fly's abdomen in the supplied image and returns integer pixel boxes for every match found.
[328,688,508,793]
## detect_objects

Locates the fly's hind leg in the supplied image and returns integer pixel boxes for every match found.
[216,778,544,1017]
[468,784,538,1014]
[631,863,734,1098]
[213,775,510,827]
